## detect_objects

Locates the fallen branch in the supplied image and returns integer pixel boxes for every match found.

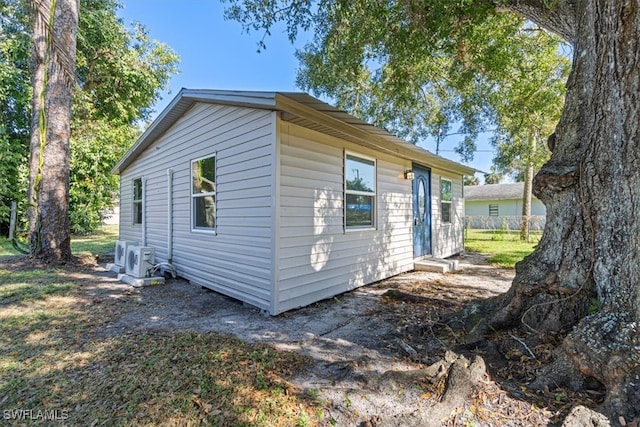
[396,339,423,363]
[509,334,536,359]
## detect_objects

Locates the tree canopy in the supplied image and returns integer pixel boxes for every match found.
[0,0,178,234]
[226,0,569,169]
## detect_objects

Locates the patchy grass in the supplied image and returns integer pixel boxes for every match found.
[0,264,322,426]
[0,237,17,257]
[0,225,118,259]
[70,225,118,256]
[464,229,541,269]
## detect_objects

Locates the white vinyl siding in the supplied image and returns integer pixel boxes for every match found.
[119,103,276,311]
[275,121,414,314]
[431,171,464,258]
[117,96,470,315]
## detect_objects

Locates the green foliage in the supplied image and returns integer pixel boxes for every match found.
[223,0,569,174]
[483,170,503,184]
[0,0,31,235]
[75,0,179,125]
[588,298,602,315]
[69,0,178,233]
[464,175,480,186]
[69,119,138,233]
[0,0,179,235]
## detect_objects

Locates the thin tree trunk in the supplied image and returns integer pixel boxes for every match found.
[28,0,78,262]
[519,131,535,242]
[487,0,640,419]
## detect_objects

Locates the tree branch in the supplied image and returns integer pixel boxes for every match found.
[501,0,577,43]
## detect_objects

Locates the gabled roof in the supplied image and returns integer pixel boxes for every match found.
[464,182,530,201]
[112,89,477,176]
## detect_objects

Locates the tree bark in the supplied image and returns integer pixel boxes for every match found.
[519,131,535,242]
[28,0,78,262]
[506,0,577,42]
[491,0,640,420]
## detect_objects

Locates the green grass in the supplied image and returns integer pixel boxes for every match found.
[0,225,118,258]
[0,241,323,426]
[70,224,118,255]
[464,229,541,269]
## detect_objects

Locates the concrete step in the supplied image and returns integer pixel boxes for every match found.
[414,258,459,274]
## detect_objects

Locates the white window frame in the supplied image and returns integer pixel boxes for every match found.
[191,154,217,233]
[440,178,452,224]
[489,204,499,216]
[344,151,377,230]
[132,177,143,226]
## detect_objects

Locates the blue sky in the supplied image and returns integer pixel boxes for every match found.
[117,0,494,177]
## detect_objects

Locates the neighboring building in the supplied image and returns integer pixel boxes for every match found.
[464,182,546,230]
[112,89,475,315]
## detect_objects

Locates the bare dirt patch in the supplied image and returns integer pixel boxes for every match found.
[2,252,606,425]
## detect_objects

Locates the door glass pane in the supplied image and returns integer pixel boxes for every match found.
[418,179,426,219]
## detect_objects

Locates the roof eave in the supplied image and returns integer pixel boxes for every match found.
[113,89,477,178]
[274,94,477,176]
[112,89,280,174]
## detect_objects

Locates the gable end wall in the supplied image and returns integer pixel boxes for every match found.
[119,103,276,311]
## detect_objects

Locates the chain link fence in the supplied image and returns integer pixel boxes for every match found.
[465,215,546,232]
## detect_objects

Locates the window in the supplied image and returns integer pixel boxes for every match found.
[192,155,216,231]
[132,178,143,225]
[345,153,376,228]
[440,178,452,223]
[489,204,499,216]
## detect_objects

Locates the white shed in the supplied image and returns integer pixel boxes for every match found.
[113,89,475,315]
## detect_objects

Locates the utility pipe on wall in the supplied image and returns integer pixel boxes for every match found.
[167,168,174,262]
[142,176,147,247]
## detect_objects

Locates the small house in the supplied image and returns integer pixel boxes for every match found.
[112,89,475,314]
[464,182,546,230]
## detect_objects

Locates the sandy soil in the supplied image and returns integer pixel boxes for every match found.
[12,252,578,425]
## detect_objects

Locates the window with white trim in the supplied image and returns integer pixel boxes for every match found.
[191,155,216,231]
[132,178,143,225]
[489,204,499,216]
[440,178,452,223]
[345,153,376,229]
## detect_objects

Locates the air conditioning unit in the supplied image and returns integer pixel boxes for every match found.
[126,246,155,278]
[114,240,137,266]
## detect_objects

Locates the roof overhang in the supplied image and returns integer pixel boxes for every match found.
[112,88,478,176]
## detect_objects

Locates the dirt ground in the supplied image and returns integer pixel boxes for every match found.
[10,252,606,426]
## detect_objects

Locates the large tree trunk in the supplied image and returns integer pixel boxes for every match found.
[28,0,78,262]
[491,0,640,420]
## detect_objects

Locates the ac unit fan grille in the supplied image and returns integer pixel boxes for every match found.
[128,250,138,271]
[117,244,125,260]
